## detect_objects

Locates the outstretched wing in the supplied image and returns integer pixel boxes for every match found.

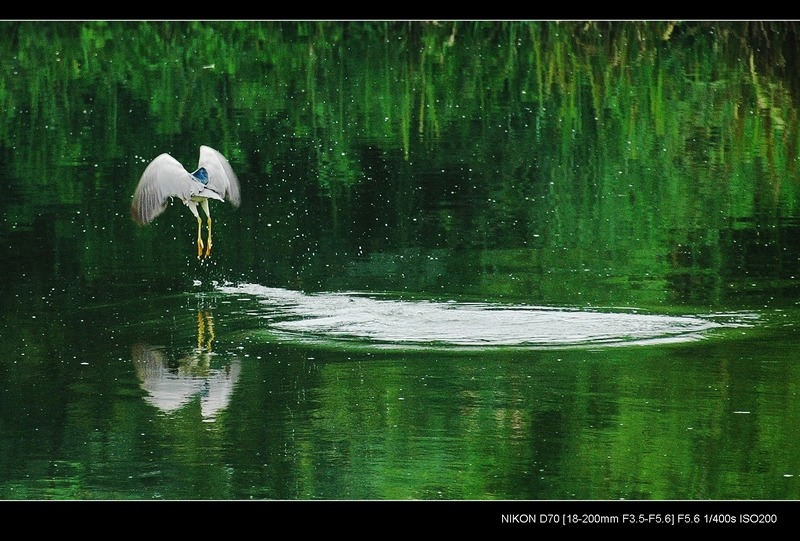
[131,153,197,225]
[198,145,241,207]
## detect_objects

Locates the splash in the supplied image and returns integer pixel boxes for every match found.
[217,283,755,349]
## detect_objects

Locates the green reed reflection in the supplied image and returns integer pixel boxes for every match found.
[217,333,800,500]
[1,21,798,308]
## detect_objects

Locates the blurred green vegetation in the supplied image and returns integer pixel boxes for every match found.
[2,22,800,500]
[0,21,799,307]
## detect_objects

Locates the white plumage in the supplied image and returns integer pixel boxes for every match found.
[131,145,241,258]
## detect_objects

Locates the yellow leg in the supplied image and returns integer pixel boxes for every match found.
[204,216,213,258]
[196,216,204,258]
[200,199,214,259]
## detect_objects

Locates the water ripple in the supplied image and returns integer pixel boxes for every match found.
[217,283,755,349]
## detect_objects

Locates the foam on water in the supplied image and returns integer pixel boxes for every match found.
[217,283,755,349]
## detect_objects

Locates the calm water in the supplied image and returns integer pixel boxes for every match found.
[1,21,800,502]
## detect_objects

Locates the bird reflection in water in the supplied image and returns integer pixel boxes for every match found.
[132,308,240,420]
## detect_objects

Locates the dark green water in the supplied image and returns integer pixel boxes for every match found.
[1,21,799,501]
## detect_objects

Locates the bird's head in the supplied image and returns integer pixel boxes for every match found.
[192,167,210,185]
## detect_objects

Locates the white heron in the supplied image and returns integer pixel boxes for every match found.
[131,145,241,258]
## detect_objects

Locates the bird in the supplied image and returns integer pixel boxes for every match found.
[131,145,241,259]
